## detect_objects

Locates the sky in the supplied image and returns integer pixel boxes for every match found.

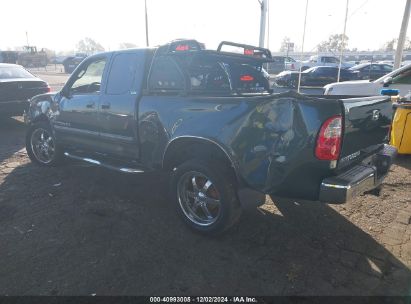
[0,0,409,53]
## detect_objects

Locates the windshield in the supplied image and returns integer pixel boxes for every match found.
[0,66,35,79]
[374,63,411,83]
[349,64,368,70]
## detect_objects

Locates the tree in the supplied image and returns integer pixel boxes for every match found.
[316,34,349,53]
[76,38,105,54]
[381,38,411,51]
[279,37,294,53]
[119,42,138,49]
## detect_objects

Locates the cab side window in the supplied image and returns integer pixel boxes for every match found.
[148,56,185,92]
[323,57,338,64]
[70,58,106,95]
[106,53,143,95]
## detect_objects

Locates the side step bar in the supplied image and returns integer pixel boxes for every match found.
[64,152,144,174]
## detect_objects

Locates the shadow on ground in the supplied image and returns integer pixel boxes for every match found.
[396,154,411,171]
[0,161,410,296]
[0,117,26,163]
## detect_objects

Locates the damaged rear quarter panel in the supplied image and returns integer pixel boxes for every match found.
[139,92,341,196]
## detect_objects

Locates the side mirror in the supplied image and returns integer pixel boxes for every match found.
[383,76,393,87]
[381,88,399,96]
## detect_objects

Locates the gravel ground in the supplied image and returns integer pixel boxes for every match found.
[0,115,410,296]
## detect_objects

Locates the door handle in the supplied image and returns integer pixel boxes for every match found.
[101,102,111,110]
[86,102,95,108]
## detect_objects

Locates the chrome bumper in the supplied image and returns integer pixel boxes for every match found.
[319,145,397,203]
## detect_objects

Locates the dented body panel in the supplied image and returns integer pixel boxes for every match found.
[25,46,395,202]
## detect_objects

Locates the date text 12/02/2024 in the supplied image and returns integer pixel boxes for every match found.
[149,297,257,303]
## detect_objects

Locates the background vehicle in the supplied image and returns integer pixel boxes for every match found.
[62,53,88,74]
[17,46,48,68]
[274,66,358,88]
[349,63,392,81]
[24,40,396,234]
[324,63,411,96]
[0,63,50,117]
[0,51,18,64]
[297,55,355,71]
[265,56,297,74]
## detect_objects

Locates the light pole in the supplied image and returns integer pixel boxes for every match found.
[394,0,411,69]
[337,0,349,83]
[297,0,309,93]
[259,0,268,48]
[145,0,149,47]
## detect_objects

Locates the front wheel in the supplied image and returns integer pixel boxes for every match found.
[26,121,63,166]
[170,159,241,235]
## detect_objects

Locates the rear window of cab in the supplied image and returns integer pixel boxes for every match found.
[148,55,270,95]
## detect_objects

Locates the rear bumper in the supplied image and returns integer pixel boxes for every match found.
[319,145,397,203]
[0,100,29,116]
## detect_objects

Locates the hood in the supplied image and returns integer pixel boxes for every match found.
[276,71,300,77]
[325,79,371,88]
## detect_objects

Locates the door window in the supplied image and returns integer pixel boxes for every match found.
[381,65,393,72]
[69,58,107,95]
[370,65,380,71]
[323,57,339,64]
[106,53,143,95]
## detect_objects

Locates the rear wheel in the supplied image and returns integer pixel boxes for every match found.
[26,121,63,166]
[170,159,241,234]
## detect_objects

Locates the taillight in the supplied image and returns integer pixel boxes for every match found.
[46,86,51,92]
[240,75,254,82]
[315,115,342,160]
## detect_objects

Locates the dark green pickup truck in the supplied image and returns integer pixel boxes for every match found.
[24,40,396,234]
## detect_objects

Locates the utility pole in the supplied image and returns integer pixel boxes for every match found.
[25,31,29,46]
[297,0,309,93]
[145,0,149,47]
[337,0,349,83]
[259,0,268,48]
[394,0,411,69]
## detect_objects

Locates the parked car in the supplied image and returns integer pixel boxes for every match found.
[324,63,411,96]
[265,56,297,74]
[24,40,396,234]
[0,63,50,117]
[349,63,392,81]
[274,66,358,88]
[62,53,88,74]
[0,51,18,64]
[297,55,355,71]
[50,56,68,64]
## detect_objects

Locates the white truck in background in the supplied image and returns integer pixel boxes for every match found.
[296,55,355,71]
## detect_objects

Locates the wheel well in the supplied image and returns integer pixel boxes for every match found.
[163,138,238,182]
[31,113,49,124]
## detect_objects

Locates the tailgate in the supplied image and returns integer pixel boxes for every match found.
[338,96,393,168]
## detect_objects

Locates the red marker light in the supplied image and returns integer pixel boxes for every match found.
[244,49,254,55]
[175,44,189,51]
[240,75,254,82]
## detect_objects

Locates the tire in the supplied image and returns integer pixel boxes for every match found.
[170,159,242,235]
[26,121,63,167]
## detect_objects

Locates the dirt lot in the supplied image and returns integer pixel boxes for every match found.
[0,70,410,296]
